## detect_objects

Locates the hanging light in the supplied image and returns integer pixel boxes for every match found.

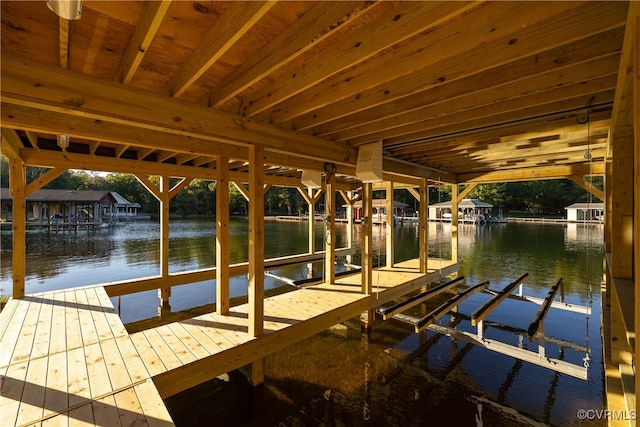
[47,0,83,20]
[57,134,70,151]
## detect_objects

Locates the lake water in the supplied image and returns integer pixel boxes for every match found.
[0,219,605,426]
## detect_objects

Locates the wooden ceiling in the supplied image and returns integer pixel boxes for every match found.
[0,1,634,186]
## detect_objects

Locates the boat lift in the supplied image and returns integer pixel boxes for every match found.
[379,273,591,380]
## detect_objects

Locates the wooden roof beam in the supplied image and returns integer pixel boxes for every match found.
[58,17,69,69]
[165,1,275,98]
[292,14,626,132]
[245,1,481,117]
[274,1,617,125]
[345,76,617,146]
[325,54,620,141]
[459,162,605,184]
[609,1,638,140]
[569,176,605,201]
[207,1,373,108]
[381,93,615,149]
[1,128,24,160]
[0,55,358,166]
[118,0,172,84]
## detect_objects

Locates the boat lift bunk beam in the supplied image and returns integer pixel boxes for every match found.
[381,273,590,380]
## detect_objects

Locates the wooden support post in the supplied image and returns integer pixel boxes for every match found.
[635,9,640,419]
[9,158,26,298]
[248,144,264,338]
[216,156,230,315]
[324,179,335,285]
[159,176,171,305]
[419,179,428,274]
[451,185,459,263]
[345,191,355,264]
[385,181,394,268]
[308,187,315,254]
[250,358,265,388]
[361,183,374,332]
[537,324,545,358]
[477,320,484,340]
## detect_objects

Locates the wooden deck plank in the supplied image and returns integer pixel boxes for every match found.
[0,298,29,368]
[196,312,249,346]
[93,287,128,339]
[164,323,211,360]
[42,351,69,420]
[66,347,91,408]
[83,342,114,398]
[75,290,100,347]
[65,403,95,426]
[49,291,68,356]
[0,296,20,341]
[1,257,459,425]
[64,290,84,353]
[129,333,167,378]
[16,355,48,425]
[0,360,28,427]
[85,288,118,342]
[141,329,183,372]
[154,325,198,366]
[133,379,175,427]
[114,336,150,383]
[92,395,122,427]
[177,317,237,351]
[113,387,148,427]
[173,319,226,356]
[9,294,44,365]
[100,338,133,391]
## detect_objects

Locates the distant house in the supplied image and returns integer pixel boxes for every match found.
[0,189,140,223]
[111,192,142,220]
[428,199,494,222]
[565,202,604,222]
[349,199,409,222]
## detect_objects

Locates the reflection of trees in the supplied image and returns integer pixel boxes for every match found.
[0,231,115,284]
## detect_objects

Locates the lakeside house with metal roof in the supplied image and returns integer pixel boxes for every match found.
[0,188,140,227]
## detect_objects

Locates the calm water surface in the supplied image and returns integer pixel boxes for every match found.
[0,219,604,426]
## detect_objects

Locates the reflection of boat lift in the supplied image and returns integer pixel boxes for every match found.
[379,273,591,380]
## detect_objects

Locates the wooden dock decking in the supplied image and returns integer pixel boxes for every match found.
[0,258,458,426]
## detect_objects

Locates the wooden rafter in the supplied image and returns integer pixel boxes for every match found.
[460,162,605,184]
[0,55,358,167]
[272,1,616,124]
[1,128,23,160]
[569,176,605,201]
[246,1,481,117]
[119,0,172,84]
[134,174,162,201]
[58,17,69,69]
[169,177,193,200]
[165,1,275,98]
[293,27,625,132]
[25,167,66,196]
[207,1,374,108]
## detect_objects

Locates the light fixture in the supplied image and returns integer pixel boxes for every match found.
[300,170,322,188]
[47,0,83,20]
[57,134,70,151]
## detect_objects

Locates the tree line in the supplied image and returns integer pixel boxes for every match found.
[0,158,602,218]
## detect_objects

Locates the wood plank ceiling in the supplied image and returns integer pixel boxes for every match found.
[0,1,631,185]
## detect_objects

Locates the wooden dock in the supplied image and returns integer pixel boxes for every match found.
[0,258,458,426]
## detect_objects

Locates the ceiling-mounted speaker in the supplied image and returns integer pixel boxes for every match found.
[301,170,323,188]
[356,140,383,183]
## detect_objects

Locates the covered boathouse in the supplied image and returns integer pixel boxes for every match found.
[0,1,637,426]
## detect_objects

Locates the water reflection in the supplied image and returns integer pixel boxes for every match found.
[1,219,605,426]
